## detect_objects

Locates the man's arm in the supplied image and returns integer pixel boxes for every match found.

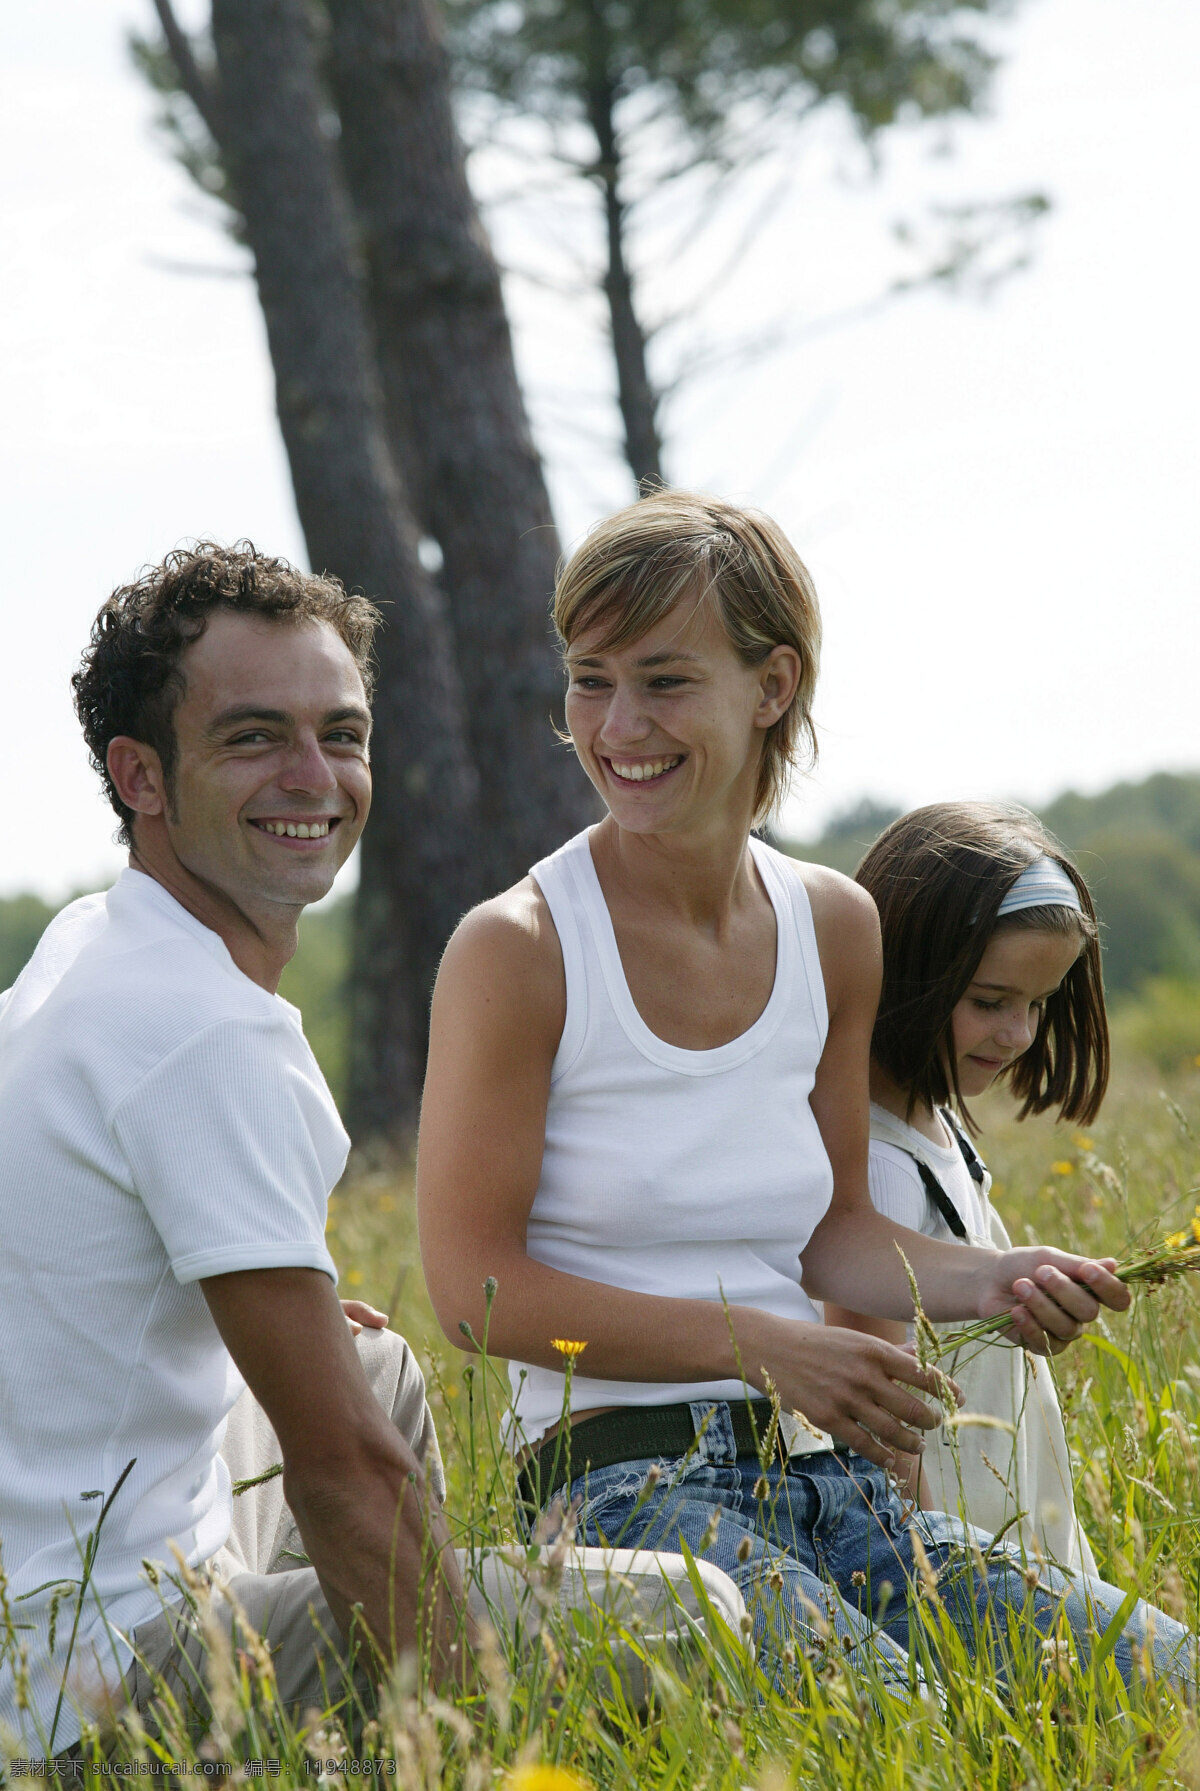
[201,1267,470,1685]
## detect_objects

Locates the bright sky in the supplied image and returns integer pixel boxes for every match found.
[2,0,1197,898]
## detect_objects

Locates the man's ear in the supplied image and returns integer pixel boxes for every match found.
[107,737,169,819]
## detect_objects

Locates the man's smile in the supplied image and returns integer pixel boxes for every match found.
[248,816,341,841]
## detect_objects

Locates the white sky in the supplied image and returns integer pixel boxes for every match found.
[2,0,1197,898]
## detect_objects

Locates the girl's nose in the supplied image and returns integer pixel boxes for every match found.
[996,1005,1036,1052]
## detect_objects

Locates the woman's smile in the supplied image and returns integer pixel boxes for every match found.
[603,753,685,785]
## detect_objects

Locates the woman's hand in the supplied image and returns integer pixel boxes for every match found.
[970,1248,1129,1354]
[745,1312,959,1472]
[342,1299,389,1336]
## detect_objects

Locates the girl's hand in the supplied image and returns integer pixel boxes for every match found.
[746,1313,959,1472]
[972,1249,1129,1354]
[342,1299,389,1336]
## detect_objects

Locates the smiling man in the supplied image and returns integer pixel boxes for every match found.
[0,545,465,1760]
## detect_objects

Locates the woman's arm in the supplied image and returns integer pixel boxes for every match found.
[418,882,755,1382]
[798,869,1130,1350]
[416,881,950,1467]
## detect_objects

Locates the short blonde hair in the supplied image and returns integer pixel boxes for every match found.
[553,490,820,823]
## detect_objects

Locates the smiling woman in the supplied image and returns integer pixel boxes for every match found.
[554,493,820,826]
[414,488,1193,1697]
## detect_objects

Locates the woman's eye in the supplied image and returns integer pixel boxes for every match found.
[648,676,686,690]
[569,675,608,691]
[973,998,1002,1012]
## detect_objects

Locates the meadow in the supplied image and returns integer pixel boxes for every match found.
[13,1024,1198,1790]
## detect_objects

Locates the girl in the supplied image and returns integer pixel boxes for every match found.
[416,490,1185,1690]
[826,805,1106,1573]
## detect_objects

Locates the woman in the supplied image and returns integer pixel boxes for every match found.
[418,490,1187,1689]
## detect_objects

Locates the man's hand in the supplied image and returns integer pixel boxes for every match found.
[972,1248,1129,1354]
[342,1298,389,1335]
[202,1267,469,1685]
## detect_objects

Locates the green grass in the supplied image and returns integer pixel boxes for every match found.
[7,1054,1200,1788]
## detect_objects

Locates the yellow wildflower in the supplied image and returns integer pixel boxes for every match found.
[346,1267,364,1286]
[1191,1216,1200,1245]
[1166,1231,1189,1251]
[1073,1135,1095,1152]
[506,1768,590,1791]
[1051,1161,1074,1176]
[551,1339,588,1359]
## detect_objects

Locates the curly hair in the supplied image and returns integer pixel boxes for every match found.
[72,542,380,846]
[855,801,1109,1130]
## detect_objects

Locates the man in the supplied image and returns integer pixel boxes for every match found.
[0,544,465,1759]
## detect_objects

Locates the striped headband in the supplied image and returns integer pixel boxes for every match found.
[995,855,1083,919]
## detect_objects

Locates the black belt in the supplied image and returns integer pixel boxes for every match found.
[516,1399,779,1513]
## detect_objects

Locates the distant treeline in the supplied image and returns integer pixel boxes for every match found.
[4,770,1199,1098]
[786,770,1200,997]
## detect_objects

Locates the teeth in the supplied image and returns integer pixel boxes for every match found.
[611,757,681,783]
[256,820,331,838]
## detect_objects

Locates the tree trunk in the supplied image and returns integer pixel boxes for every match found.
[580,24,664,491]
[210,0,482,1141]
[324,0,596,893]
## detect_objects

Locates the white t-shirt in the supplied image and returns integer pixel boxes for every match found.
[0,870,346,1754]
[868,1103,1096,1575]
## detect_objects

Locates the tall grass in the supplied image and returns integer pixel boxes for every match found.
[7,1056,1200,1788]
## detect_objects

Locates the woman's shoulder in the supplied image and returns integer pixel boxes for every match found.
[764,848,878,939]
[436,876,567,1042]
[444,876,561,977]
[763,849,879,1017]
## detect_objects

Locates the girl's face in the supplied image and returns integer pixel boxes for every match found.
[564,594,799,836]
[949,926,1082,1097]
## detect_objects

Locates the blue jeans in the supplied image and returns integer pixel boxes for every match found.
[539,1402,1196,1695]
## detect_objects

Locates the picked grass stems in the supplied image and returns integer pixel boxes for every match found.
[933,1206,1200,1357]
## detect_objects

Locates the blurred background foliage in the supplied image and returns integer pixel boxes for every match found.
[3,768,1198,1103]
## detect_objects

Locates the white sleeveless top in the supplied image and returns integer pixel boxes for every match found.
[868,1105,1097,1575]
[509,828,834,1444]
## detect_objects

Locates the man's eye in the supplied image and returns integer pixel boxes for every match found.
[648,676,686,690]
[230,731,271,746]
[326,730,366,746]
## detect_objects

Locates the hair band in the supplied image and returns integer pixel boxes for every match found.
[995,855,1083,919]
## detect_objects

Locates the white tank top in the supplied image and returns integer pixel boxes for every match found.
[509,828,834,1444]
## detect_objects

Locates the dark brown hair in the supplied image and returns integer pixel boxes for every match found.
[855,801,1109,1128]
[72,542,380,845]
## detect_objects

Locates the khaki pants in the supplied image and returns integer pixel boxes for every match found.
[129,1327,439,1726]
[129,1330,746,1728]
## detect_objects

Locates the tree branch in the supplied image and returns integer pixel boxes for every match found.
[151,0,224,143]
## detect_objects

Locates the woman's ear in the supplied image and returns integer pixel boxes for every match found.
[754,645,803,729]
[106,737,169,818]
